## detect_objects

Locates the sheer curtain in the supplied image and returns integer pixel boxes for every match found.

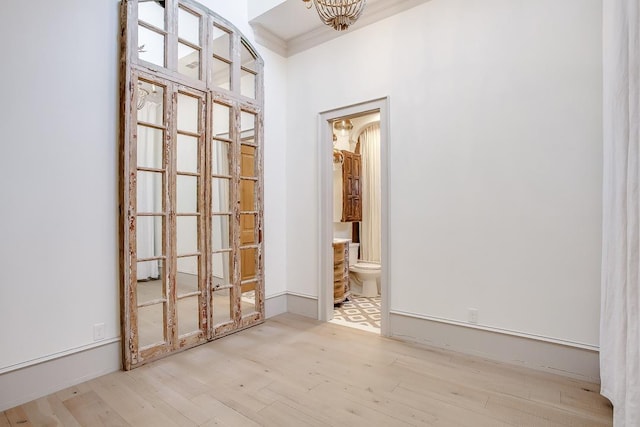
[601,0,640,425]
[360,123,381,263]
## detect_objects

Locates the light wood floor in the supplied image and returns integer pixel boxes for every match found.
[1,313,612,426]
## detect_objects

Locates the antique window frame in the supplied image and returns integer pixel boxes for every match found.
[119,0,264,370]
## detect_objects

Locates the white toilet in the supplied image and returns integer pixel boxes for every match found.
[348,242,381,297]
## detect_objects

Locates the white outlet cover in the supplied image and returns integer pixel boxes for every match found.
[468,308,478,324]
[93,323,106,341]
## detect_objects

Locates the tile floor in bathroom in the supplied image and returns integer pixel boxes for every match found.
[331,295,381,333]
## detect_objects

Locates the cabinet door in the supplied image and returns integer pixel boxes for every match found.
[341,150,362,222]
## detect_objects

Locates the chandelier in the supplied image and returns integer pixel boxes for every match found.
[302,0,367,31]
[334,119,353,135]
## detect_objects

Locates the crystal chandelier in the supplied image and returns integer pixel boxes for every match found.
[302,0,367,31]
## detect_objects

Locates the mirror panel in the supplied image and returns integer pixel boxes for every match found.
[177,93,199,133]
[177,256,199,289]
[177,296,200,336]
[138,303,165,348]
[136,216,163,259]
[176,215,198,255]
[136,261,163,304]
[213,103,231,138]
[240,111,255,139]
[212,215,231,251]
[212,26,231,60]
[212,140,230,176]
[177,134,198,173]
[240,41,257,71]
[137,26,165,67]
[176,175,198,213]
[137,126,164,169]
[241,288,256,315]
[212,289,232,325]
[212,178,230,213]
[137,81,164,125]
[137,278,164,306]
[240,70,256,99]
[178,7,200,45]
[212,251,231,287]
[212,58,231,90]
[137,259,163,284]
[138,0,165,29]
[178,43,200,80]
[136,171,163,213]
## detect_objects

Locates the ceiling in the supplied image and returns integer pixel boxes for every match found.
[249,0,431,57]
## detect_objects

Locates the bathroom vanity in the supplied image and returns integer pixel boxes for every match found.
[332,240,351,304]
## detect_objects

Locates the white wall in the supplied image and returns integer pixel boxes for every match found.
[286,0,603,346]
[0,0,287,381]
[260,48,289,299]
[0,0,121,372]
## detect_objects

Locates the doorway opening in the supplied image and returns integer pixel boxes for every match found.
[318,98,390,336]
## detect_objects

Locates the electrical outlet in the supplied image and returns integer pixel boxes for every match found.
[468,308,479,324]
[93,323,106,341]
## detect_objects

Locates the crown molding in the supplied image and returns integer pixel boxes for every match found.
[250,0,431,57]
[251,23,288,57]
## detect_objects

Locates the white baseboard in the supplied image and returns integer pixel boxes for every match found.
[286,292,318,318]
[389,311,600,383]
[0,340,121,412]
[265,292,287,318]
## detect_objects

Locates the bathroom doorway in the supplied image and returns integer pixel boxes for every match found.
[318,98,389,336]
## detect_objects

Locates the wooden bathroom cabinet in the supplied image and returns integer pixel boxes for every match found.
[333,241,351,304]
